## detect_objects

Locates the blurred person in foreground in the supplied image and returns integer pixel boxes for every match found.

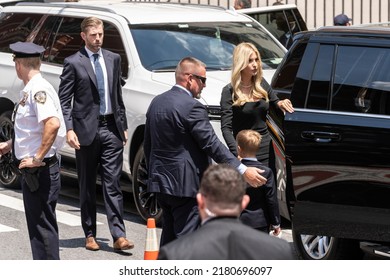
[144,57,267,247]
[0,41,66,259]
[157,164,294,260]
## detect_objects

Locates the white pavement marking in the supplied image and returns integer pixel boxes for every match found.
[0,224,18,233]
[0,193,103,227]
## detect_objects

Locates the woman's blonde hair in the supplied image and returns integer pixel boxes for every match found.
[231,42,268,106]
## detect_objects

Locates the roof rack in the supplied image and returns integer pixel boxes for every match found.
[15,1,227,13]
[15,2,117,14]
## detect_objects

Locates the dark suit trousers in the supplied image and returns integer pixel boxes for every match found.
[157,193,200,246]
[76,120,126,241]
[22,162,61,260]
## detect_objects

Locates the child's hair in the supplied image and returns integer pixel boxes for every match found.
[236,129,262,155]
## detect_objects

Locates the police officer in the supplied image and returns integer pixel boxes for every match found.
[0,42,66,259]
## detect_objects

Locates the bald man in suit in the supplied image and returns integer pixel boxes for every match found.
[144,57,267,247]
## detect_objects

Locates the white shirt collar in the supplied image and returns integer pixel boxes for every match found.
[85,47,102,59]
[174,84,192,97]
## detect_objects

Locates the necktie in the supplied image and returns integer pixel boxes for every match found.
[93,53,106,115]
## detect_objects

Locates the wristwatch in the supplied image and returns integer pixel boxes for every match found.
[32,155,43,164]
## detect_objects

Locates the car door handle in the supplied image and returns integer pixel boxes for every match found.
[301,131,340,143]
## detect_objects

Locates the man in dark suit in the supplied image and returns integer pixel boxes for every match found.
[59,17,133,252]
[158,164,294,259]
[144,57,267,246]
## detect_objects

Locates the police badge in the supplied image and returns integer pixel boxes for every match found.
[34,91,47,104]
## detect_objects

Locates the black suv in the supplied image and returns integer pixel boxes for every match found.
[268,26,390,259]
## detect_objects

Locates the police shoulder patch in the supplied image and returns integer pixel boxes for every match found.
[34,91,47,104]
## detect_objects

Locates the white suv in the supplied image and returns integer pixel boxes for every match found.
[0,2,286,222]
[240,4,308,49]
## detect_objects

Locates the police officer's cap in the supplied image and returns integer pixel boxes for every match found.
[9,41,45,58]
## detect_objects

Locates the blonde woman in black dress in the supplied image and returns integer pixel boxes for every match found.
[220,42,294,167]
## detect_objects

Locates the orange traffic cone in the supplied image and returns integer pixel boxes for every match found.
[144,218,159,260]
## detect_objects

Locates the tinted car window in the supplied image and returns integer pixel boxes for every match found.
[246,8,307,49]
[333,45,390,115]
[272,40,307,92]
[0,12,44,52]
[33,16,129,77]
[306,44,333,110]
[292,8,307,32]
[130,22,285,71]
[37,17,82,65]
[288,41,390,115]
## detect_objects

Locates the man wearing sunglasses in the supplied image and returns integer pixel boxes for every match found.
[144,57,267,246]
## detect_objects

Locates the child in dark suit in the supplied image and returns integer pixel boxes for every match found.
[236,129,282,236]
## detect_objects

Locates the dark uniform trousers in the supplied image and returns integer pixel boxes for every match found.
[22,161,61,260]
[75,118,126,240]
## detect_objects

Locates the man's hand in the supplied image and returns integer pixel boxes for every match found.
[18,157,46,169]
[0,140,12,156]
[272,226,282,237]
[66,130,80,150]
[243,167,267,187]
[123,130,128,146]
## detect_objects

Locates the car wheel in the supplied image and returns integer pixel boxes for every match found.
[0,111,21,189]
[132,144,162,224]
[292,226,364,259]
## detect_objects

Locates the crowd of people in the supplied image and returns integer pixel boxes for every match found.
[0,6,353,259]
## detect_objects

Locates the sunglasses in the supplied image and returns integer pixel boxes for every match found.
[188,73,207,84]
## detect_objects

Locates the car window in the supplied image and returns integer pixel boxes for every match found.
[284,42,321,108]
[32,16,129,77]
[130,21,285,71]
[0,12,44,52]
[290,42,390,115]
[245,8,307,49]
[250,12,284,41]
[306,44,333,110]
[333,45,390,115]
[273,40,307,91]
[292,7,307,32]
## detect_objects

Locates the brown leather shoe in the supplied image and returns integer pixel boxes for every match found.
[85,236,100,251]
[113,237,134,251]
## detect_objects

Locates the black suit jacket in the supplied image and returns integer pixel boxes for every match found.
[240,159,280,229]
[144,86,241,198]
[158,217,294,260]
[59,47,127,145]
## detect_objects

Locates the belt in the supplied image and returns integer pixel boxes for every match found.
[98,114,115,126]
[98,114,114,122]
[15,154,58,169]
[42,154,58,167]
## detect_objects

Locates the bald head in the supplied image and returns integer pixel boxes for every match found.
[175,57,207,99]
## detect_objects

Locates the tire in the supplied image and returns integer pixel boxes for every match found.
[132,144,162,224]
[292,224,364,260]
[0,111,21,189]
